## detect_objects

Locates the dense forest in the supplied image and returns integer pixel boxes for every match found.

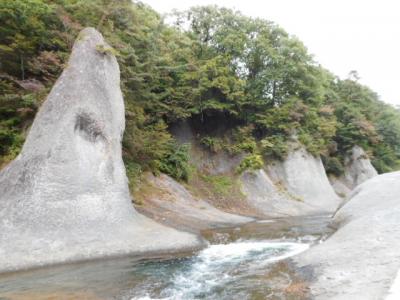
[1,0,400,189]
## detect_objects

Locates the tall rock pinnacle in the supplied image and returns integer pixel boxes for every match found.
[0,28,202,273]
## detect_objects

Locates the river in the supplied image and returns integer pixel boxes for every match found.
[0,215,333,300]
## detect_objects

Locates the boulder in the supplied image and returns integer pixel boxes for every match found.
[295,171,400,299]
[0,28,202,273]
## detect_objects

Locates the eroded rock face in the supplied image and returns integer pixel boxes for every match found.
[342,145,378,188]
[295,171,400,299]
[0,28,201,273]
[328,175,352,198]
[170,120,244,175]
[329,146,378,198]
[240,170,320,217]
[171,121,341,216]
[266,147,341,213]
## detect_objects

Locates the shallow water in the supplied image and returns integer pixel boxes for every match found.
[0,215,333,300]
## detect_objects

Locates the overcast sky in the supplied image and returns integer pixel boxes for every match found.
[141,0,400,106]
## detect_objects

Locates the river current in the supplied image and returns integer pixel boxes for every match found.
[0,215,333,300]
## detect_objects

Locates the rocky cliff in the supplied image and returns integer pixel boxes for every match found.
[0,28,202,273]
[240,169,318,217]
[265,146,341,213]
[329,145,378,198]
[169,121,342,217]
[295,171,400,299]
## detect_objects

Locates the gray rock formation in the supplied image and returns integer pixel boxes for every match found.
[170,121,342,217]
[0,28,202,273]
[171,121,341,216]
[170,120,244,175]
[295,171,400,299]
[138,173,252,232]
[344,145,378,187]
[328,175,352,198]
[266,147,341,213]
[240,169,321,217]
[330,146,378,198]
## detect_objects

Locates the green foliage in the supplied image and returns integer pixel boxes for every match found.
[372,144,400,174]
[95,44,118,56]
[298,132,324,157]
[200,136,223,153]
[229,126,257,154]
[328,78,400,172]
[324,156,344,176]
[0,0,66,78]
[124,160,142,194]
[157,142,191,182]
[199,173,235,196]
[260,135,288,160]
[236,154,264,174]
[0,0,67,165]
[1,0,400,181]
[199,126,257,156]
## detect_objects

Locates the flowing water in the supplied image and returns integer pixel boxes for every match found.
[0,215,333,300]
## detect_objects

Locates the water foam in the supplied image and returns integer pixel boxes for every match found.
[134,240,309,300]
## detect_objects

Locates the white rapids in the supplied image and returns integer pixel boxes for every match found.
[135,240,309,300]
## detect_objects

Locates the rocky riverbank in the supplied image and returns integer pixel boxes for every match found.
[295,171,400,299]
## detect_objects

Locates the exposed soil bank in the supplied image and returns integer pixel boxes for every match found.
[135,173,253,233]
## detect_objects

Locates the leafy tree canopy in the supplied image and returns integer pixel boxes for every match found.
[1,1,399,181]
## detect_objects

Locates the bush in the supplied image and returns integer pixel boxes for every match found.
[199,173,235,196]
[236,154,264,174]
[298,132,325,156]
[200,136,223,153]
[371,144,400,174]
[260,135,288,160]
[324,156,344,176]
[229,126,257,154]
[157,142,191,181]
[124,160,142,194]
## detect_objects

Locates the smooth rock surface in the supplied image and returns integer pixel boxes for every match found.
[295,171,400,299]
[240,169,320,217]
[328,175,352,198]
[0,28,202,273]
[266,147,341,213]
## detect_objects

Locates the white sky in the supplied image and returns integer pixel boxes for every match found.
[141,0,400,106]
